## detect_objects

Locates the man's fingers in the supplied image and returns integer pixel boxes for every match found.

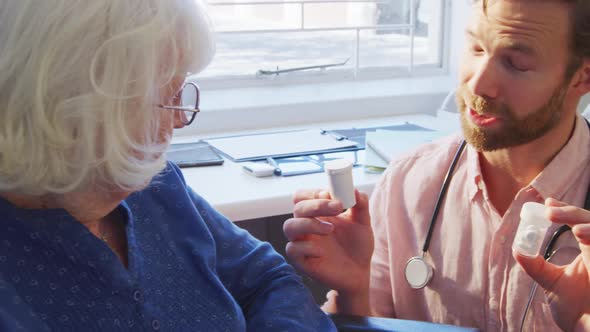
[292,188,370,226]
[545,197,569,207]
[285,241,324,259]
[349,190,371,226]
[293,198,343,218]
[285,241,323,271]
[544,198,590,246]
[283,217,334,241]
[513,251,564,291]
[292,189,331,204]
[572,224,590,246]
[546,204,590,225]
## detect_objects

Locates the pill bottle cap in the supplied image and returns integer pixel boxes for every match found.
[520,202,551,228]
[324,159,353,175]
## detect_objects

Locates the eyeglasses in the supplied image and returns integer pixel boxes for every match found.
[156,82,200,126]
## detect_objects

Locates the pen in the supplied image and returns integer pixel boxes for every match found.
[320,129,348,141]
[266,157,282,176]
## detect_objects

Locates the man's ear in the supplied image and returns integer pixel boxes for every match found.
[570,59,590,96]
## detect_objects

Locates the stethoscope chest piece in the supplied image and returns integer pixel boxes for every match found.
[404,256,433,289]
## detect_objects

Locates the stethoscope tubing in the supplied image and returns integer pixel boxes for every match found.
[421,140,467,254]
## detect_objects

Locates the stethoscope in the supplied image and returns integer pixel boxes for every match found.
[403,138,583,290]
[403,93,587,329]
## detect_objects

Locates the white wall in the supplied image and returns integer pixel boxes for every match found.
[447,0,469,85]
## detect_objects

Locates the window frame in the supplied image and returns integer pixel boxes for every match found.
[174,0,462,138]
[195,0,452,90]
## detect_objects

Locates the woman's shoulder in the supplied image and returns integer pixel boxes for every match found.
[127,162,221,230]
[135,162,196,201]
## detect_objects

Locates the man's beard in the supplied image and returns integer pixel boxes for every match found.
[455,83,568,152]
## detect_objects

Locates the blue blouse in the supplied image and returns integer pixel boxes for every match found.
[0,163,335,331]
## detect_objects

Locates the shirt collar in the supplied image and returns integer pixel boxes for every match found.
[531,114,590,201]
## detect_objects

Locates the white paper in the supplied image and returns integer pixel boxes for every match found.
[204,129,358,161]
[364,141,388,169]
[365,129,445,163]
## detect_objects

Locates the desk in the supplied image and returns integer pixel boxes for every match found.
[178,113,457,222]
[182,157,381,222]
[178,113,459,304]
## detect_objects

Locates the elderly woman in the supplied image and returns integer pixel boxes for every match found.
[0,1,335,331]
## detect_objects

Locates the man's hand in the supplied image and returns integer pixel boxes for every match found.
[514,198,590,332]
[283,188,374,314]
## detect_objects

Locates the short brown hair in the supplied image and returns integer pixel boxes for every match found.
[480,0,590,78]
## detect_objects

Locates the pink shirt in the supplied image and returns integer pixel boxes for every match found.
[369,115,590,331]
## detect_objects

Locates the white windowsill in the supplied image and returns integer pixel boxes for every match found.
[175,75,455,137]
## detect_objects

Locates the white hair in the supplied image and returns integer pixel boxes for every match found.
[0,0,215,195]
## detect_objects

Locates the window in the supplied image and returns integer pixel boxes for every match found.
[196,0,449,86]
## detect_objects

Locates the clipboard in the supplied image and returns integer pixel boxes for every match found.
[203,122,433,163]
[327,122,434,148]
[166,141,224,167]
[204,129,360,162]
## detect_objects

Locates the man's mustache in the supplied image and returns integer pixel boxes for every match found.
[463,93,508,118]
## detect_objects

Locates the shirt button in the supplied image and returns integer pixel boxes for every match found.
[488,315,500,326]
[489,299,498,310]
[499,235,507,244]
[477,181,484,191]
[133,290,142,302]
[151,319,160,330]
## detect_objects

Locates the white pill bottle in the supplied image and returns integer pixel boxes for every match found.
[513,202,552,257]
[324,159,357,210]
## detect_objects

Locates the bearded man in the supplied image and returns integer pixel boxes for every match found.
[283,0,590,330]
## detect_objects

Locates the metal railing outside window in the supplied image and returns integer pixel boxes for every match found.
[196,0,449,85]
